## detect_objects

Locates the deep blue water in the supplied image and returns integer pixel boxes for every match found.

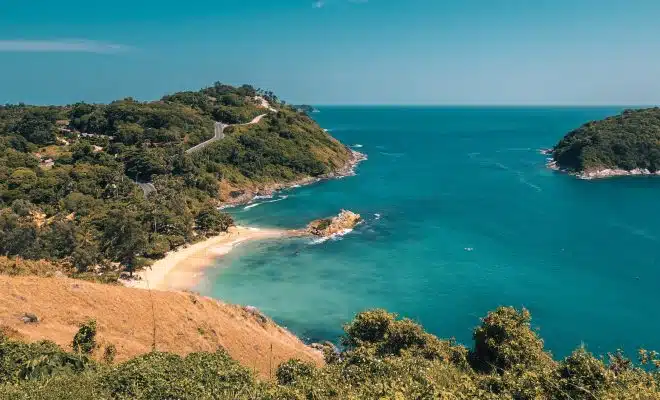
[197,107,660,358]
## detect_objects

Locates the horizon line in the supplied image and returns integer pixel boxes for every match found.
[310,103,659,107]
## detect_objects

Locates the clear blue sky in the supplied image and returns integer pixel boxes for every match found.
[2,0,660,105]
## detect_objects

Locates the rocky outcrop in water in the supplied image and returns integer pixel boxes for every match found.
[306,210,361,237]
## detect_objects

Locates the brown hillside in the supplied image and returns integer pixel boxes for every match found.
[0,276,323,379]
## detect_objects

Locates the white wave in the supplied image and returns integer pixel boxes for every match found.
[309,228,354,245]
[252,194,274,200]
[309,236,330,245]
[464,247,474,252]
[243,195,289,210]
[351,144,363,148]
[374,213,381,220]
[323,129,329,132]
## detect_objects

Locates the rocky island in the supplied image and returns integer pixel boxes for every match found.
[306,210,361,237]
[549,107,660,179]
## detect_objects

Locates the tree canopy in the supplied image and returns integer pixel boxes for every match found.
[1,306,658,399]
[553,108,660,172]
[0,83,352,279]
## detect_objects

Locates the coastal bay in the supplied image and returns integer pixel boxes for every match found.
[199,106,660,359]
[125,226,289,291]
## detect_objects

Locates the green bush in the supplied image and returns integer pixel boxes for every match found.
[471,307,553,373]
[276,359,316,385]
[1,307,659,399]
[72,320,97,355]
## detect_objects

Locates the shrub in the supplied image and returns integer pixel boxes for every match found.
[102,344,116,364]
[342,309,394,348]
[276,359,315,385]
[72,320,97,355]
[471,307,554,373]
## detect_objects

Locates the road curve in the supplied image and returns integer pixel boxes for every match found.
[138,112,269,197]
[185,114,267,154]
[137,182,157,197]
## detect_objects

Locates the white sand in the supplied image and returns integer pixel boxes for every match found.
[125,226,287,291]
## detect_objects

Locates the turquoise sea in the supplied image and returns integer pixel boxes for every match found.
[197,107,660,358]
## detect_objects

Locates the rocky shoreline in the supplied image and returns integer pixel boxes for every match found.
[575,168,660,180]
[220,148,367,207]
[543,150,660,180]
[306,210,361,237]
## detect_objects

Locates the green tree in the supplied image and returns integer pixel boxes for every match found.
[100,208,148,276]
[13,110,57,145]
[72,320,97,354]
[195,205,233,234]
[471,306,554,373]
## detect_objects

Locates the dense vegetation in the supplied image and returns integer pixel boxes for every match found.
[292,105,318,113]
[553,107,660,172]
[0,83,352,279]
[1,306,658,399]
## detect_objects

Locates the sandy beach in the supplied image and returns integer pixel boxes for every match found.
[125,226,288,291]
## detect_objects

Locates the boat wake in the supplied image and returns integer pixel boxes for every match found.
[379,152,405,158]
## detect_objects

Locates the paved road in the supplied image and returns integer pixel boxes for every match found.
[185,114,266,154]
[137,113,268,197]
[137,182,157,197]
[185,122,228,154]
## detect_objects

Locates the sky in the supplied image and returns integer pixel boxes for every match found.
[2,0,660,105]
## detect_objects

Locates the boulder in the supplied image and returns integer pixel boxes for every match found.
[306,210,361,237]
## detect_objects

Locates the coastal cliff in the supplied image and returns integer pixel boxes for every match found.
[549,107,660,179]
[306,210,361,237]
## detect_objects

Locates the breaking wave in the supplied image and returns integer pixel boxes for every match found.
[243,195,289,210]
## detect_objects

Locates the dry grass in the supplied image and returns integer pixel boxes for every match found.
[0,275,323,379]
[0,256,68,277]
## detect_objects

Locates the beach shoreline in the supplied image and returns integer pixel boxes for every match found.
[125,149,366,292]
[123,226,290,291]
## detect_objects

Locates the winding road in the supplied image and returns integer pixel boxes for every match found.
[184,113,266,154]
[137,182,157,197]
[137,107,271,198]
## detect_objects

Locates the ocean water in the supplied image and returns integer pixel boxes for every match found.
[197,107,660,358]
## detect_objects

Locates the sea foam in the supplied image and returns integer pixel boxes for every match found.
[243,195,289,210]
[309,228,354,245]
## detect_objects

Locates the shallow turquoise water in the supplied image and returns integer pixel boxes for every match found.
[197,107,660,357]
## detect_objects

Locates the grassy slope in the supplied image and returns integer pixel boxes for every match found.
[0,275,322,379]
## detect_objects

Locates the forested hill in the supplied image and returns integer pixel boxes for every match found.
[0,82,353,278]
[552,107,660,172]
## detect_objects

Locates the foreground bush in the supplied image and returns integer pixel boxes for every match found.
[1,306,658,399]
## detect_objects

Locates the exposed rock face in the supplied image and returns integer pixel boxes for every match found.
[307,210,361,237]
[576,168,660,180]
